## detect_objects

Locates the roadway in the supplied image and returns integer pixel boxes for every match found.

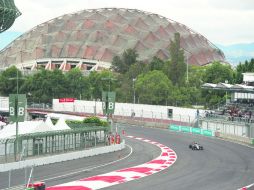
[1,125,254,190]
[110,125,254,190]
[0,132,160,189]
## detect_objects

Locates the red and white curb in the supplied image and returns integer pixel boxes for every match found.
[47,135,177,190]
[239,183,254,190]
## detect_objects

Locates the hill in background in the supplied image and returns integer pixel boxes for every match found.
[217,43,254,66]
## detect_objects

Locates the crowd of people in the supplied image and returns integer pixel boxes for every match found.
[205,101,254,123]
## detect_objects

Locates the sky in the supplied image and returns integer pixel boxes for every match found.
[0,0,254,50]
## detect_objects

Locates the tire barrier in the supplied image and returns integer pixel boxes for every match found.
[47,136,177,190]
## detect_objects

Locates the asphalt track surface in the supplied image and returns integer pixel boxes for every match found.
[1,125,254,190]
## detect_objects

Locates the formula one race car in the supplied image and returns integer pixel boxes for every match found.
[189,142,203,150]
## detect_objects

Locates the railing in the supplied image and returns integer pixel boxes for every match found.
[202,113,254,124]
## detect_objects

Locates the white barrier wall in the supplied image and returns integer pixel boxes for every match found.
[0,141,125,172]
[53,99,203,122]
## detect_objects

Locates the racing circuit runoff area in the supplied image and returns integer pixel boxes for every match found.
[1,124,254,190]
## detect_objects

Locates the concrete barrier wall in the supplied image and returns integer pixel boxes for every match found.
[52,99,202,123]
[0,142,125,172]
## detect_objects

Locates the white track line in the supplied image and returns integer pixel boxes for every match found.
[42,144,133,182]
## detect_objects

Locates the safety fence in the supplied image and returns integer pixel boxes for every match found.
[0,141,125,172]
[200,118,254,139]
[0,127,109,164]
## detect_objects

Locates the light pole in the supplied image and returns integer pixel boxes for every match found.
[9,69,26,161]
[79,77,82,100]
[133,78,136,104]
[182,49,192,83]
[186,54,189,83]
[225,80,228,103]
[9,70,20,161]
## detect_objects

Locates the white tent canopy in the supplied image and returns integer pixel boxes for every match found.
[0,120,54,139]
[45,116,54,128]
[53,117,70,131]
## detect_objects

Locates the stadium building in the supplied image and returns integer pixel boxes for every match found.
[0,8,225,73]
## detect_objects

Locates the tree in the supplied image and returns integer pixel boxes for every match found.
[202,61,234,83]
[65,68,90,100]
[122,49,138,68]
[201,62,234,108]
[149,56,165,71]
[111,56,124,73]
[21,69,68,103]
[235,58,254,83]
[187,65,206,88]
[135,70,173,105]
[126,62,149,79]
[166,33,186,85]
[111,49,138,74]
[88,70,118,100]
[0,66,23,96]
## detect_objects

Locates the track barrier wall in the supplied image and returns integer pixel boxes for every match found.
[169,124,214,137]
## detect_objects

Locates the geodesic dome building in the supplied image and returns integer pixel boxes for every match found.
[0,8,225,72]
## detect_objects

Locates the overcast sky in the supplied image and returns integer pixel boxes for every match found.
[2,0,254,46]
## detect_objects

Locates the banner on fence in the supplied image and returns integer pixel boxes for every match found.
[169,124,214,137]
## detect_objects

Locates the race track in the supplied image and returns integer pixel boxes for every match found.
[1,124,254,190]
[112,125,254,190]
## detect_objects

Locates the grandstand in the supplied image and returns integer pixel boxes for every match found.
[200,73,254,139]
[0,8,225,73]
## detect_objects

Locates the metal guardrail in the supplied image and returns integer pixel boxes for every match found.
[203,113,254,124]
